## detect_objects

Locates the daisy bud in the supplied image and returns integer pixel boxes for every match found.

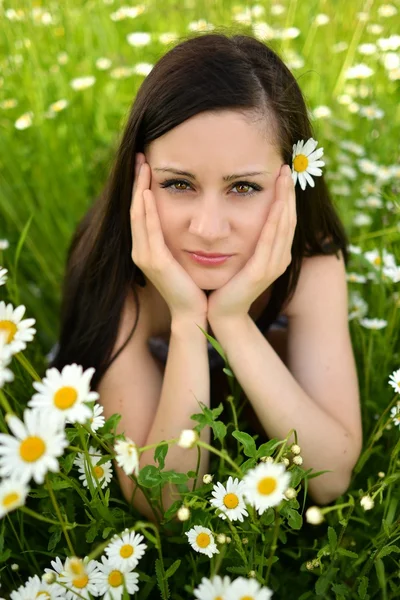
[177,505,190,521]
[291,444,301,455]
[42,572,56,585]
[306,561,314,570]
[242,537,249,544]
[293,455,303,466]
[284,487,297,500]
[305,506,325,525]
[378,471,385,478]
[260,455,274,463]
[216,533,227,544]
[11,563,19,571]
[226,536,232,543]
[248,570,256,578]
[177,429,199,449]
[282,457,290,467]
[360,495,374,510]
[203,473,213,484]
[312,558,321,568]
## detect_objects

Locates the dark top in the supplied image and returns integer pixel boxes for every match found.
[147,310,288,370]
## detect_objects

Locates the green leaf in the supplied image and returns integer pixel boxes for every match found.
[102,527,113,539]
[374,558,386,594]
[0,548,11,564]
[138,465,162,488]
[337,548,358,559]
[165,559,181,578]
[260,507,275,526]
[212,421,227,441]
[286,508,302,530]
[232,430,257,457]
[160,470,188,485]
[256,439,281,458]
[331,583,350,595]
[155,558,170,600]
[101,413,122,435]
[86,521,100,544]
[328,526,337,554]
[315,568,339,596]
[196,326,228,362]
[226,566,249,575]
[357,576,369,599]
[163,500,182,520]
[154,443,169,470]
[48,528,62,552]
[377,545,400,558]
[223,367,234,377]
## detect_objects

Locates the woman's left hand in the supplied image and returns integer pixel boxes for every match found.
[207,163,297,324]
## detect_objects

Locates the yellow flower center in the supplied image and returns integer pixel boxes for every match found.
[120,544,134,558]
[0,320,17,343]
[19,436,46,462]
[3,491,20,507]
[240,596,255,600]
[293,154,309,173]
[196,533,211,548]
[69,559,84,575]
[72,575,89,589]
[36,592,51,598]
[257,477,277,495]
[93,465,104,479]
[108,570,124,587]
[373,257,381,266]
[53,386,78,410]
[223,493,239,509]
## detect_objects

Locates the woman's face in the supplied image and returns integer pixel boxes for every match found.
[145,110,284,291]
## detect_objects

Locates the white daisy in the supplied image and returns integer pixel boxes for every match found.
[87,402,106,432]
[10,574,65,600]
[360,495,374,510]
[114,436,140,476]
[58,556,103,600]
[364,249,397,269]
[0,332,14,388]
[95,555,139,600]
[0,477,29,518]
[0,267,7,287]
[28,363,98,427]
[209,476,249,522]
[73,445,113,490]
[225,576,273,600]
[193,574,232,600]
[388,369,400,394]
[241,462,291,514]
[390,404,400,427]
[186,525,219,558]
[43,556,71,596]
[0,408,68,484]
[346,272,367,283]
[104,528,147,571]
[291,138,325,190]
[359,318,388,329]
[0,301,36,355]
[0,240,10,250]
[348,292,368,321]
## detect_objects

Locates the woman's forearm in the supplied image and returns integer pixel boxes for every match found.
[140,314,211,516]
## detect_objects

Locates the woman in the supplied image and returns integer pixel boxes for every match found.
[49,32,362,524]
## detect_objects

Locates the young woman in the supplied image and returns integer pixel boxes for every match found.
[49,32,362,523]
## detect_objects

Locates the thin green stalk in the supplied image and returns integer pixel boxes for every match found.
[197,440,242,476]
[45,474,75,556]
[7,512,41,573]
[19,505,82,528]
[0,388,14,415]
[15,352,41,382]
[264,509,280,585]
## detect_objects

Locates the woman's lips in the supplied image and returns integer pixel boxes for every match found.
[187,251,231,265]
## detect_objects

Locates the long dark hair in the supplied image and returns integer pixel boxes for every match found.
[49,31,349,391]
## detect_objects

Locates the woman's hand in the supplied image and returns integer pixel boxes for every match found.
[130,153,208,320]
[207,164,297,324]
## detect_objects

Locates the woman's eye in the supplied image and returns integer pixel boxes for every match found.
[160,179,261,197]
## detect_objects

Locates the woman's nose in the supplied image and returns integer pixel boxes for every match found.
[188,204,230,240]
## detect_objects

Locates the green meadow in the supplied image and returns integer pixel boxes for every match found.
[0,0,399,598]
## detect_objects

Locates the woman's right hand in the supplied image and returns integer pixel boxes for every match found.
[130,152,208,320]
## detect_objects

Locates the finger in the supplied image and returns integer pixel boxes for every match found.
[268,173,293,268]
[131,162,150,260]
[143,189,168,261]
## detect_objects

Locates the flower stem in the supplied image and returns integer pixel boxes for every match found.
[15,352,41,381]
[197,440,242,476]
[0,388,14,415]
[45,473,75,555]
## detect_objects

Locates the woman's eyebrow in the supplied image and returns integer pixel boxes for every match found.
[153,167,270,182]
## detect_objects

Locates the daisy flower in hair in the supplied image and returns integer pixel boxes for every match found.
[291,138,325,190]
